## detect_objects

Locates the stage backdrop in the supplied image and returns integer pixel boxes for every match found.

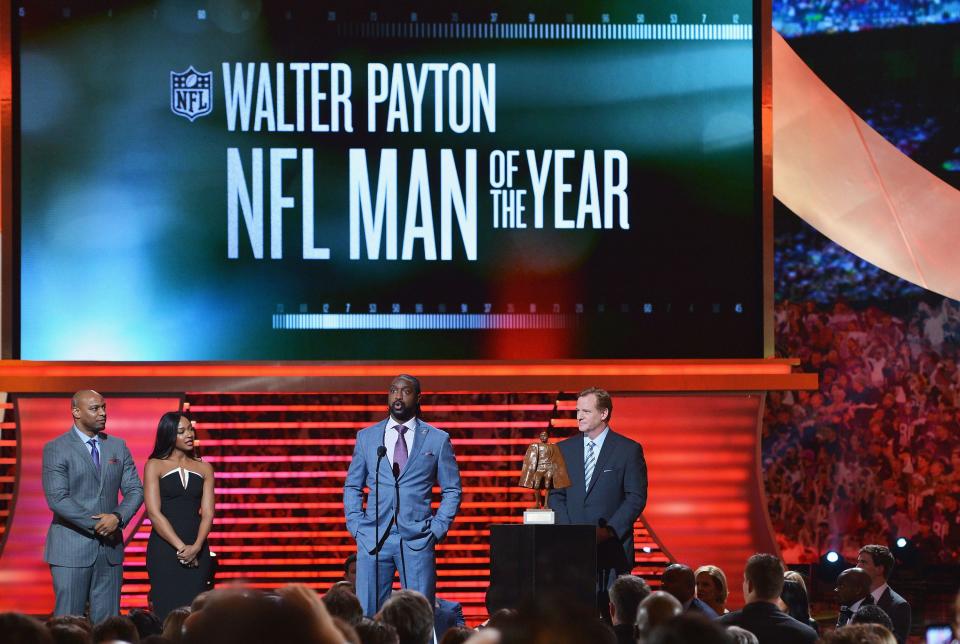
[16,0,762,360]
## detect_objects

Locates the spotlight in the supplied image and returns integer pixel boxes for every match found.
[816,550,849,583]
[895,537,907,548]
[825,551,840,563]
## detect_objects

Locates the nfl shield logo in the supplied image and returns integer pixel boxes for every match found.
[171,66,213,121]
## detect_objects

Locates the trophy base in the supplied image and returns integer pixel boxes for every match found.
[523,509,555,525]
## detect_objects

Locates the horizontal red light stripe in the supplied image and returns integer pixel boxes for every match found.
[201,438,537,447]
[198,421,547,429]
[191,404,555,412]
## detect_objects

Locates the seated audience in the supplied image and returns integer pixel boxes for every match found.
[92,616,140,644]
[695,565,730,616]
[127,610,162,640]
[0,612,54,644]
[607,574,651,644]
[726,625,759,644]
[354,617,400,644]
[850,604,894,632]
[376,590,435,644]
[434,597,466,640]
[646,613,732,644]
[160,608,190,642]
[780,578,818,634]
[822,623,897,644]
[718,554,817,644]
[661,564,718,618]
[322,585,363,626]
[634,591,683,643]
[48,623,92,644]
[439,627,474,644]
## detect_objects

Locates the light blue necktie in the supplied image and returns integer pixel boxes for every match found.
[584,440,596,488]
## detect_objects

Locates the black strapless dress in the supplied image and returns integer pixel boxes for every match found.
[146,467,211,619]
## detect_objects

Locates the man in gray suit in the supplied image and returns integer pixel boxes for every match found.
[42,390,144,622]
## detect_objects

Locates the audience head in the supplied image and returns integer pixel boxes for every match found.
[160,608,190,642]
[743,553,784,603]
[484,585,511,618]
[127,610,162,639]
[661,564,696,604]
[725,625,759,644]
[495,597,615,644]
[694,565,729,611]
[823,623,896,644]
[608,574,652,626]
[646,613,733,644]
[635,591,683,642]
[486,609,518,631]
[779,578,812,624]
[856,546,894,588]
[330,616,360,644]
[344,553,357,586]
[322,586,363,626]
[353,618,400,644]
[850,604,893,632]
[0,612,54,644]
[48,624,92,644]
[376,589,434,644]
[47,617,92,635]
[439,627,474,644]
[189,592,211,613]
[835,568,873,606]
[92,616,139,644]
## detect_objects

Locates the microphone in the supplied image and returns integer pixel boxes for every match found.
[392,461,400,479]
[374,445,387,613]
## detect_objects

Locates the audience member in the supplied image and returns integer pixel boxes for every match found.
[344,553,357,587]
[634,591,683,643]
[47,616,93,636]
[160,608,189,642]
[127,610,162,639]
[695,565,730,616]
[661,564,718,618]
[718,554,817,644]
[608,574,651,644]
[330,616,360,644]
[354,617,400,644]
[822,623,897,644]
[0,612,54,644]
[836,568,874,628]
[850,604,894,632]
[92,616,140,643]
[780,578,818,634]
[434,597,466,640]
[439,627,474,644]
[48,624,92,644]
[322,586,363,626]
[646,613,732,644]
[726,625,759,644]
[376,590,435,644]
[857,545,911,644]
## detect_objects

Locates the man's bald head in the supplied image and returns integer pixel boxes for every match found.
[635,591,683,640]
[836,568,872,606]
[661,564,696,603]
[71,390,106,435]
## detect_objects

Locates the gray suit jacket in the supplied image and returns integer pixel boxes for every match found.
[343,418,461,554]
[42,429,144,567]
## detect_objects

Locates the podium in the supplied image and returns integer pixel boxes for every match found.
[489,524,596,613]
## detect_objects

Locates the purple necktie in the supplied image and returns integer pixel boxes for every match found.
[393,425,409,473]
[88,438,101,474]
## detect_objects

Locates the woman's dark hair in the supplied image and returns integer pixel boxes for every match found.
[780,579,812,624]
[149,412,198,460]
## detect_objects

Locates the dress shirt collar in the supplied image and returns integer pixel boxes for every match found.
[584,426,610,452]
[74,425,98,449]
[388,416,417,433]
[870,583,888,604]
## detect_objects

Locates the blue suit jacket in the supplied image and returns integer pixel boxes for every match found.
[344,418,461,553]
[434,597,465,637]
[42,429,144,567]
[548,429,647,570]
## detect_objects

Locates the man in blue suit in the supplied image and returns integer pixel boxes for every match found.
[549,387,648,587]
[42,390,144,622]
[344,375,462,617]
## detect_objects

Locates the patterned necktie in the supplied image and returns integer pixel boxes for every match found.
[584,440,596,488]
[393,426,409,473]
[88,438,101,474]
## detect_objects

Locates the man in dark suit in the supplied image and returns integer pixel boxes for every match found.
[857,544,912,644]
[608,574,651,644]
[662,563,718,618]
[42,390,144,623]
[718,553,818,644]
[549,387,648,589]
[835,567,874,627]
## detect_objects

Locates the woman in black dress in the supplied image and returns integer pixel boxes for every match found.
[145,412,215,620]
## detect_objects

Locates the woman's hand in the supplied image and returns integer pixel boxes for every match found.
[177,542,202,566]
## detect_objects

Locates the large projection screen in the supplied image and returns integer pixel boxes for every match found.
[14,1,764,360]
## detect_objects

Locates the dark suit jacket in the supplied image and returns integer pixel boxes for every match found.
[613,623,634,644]
[434,597,465,637]
[549,429,647,572]
[688,596,719,619]
[876,586,911,644]
[718,601,818,644]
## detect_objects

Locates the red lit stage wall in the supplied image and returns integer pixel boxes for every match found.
[0,391,773,617]
[0,397,182,615]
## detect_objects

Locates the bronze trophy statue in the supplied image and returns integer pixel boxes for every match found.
[518,431,571,519]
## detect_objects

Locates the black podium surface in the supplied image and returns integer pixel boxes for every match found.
[489,524,596,612]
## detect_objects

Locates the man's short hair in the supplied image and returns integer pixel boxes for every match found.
[859,545,895,580]
[394,375,422,396]
[92,615,140,643]
[354,618,400,644]
[851,604,894,632]
[0,612,54,644]
[322,587,363,626]
[609,575,652,625]
[578,387,613,421]
[726,625,759,644]
[647,613,733,644]
[377,590,434,644]
[344,553,357,576]
[744,553,785,601]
